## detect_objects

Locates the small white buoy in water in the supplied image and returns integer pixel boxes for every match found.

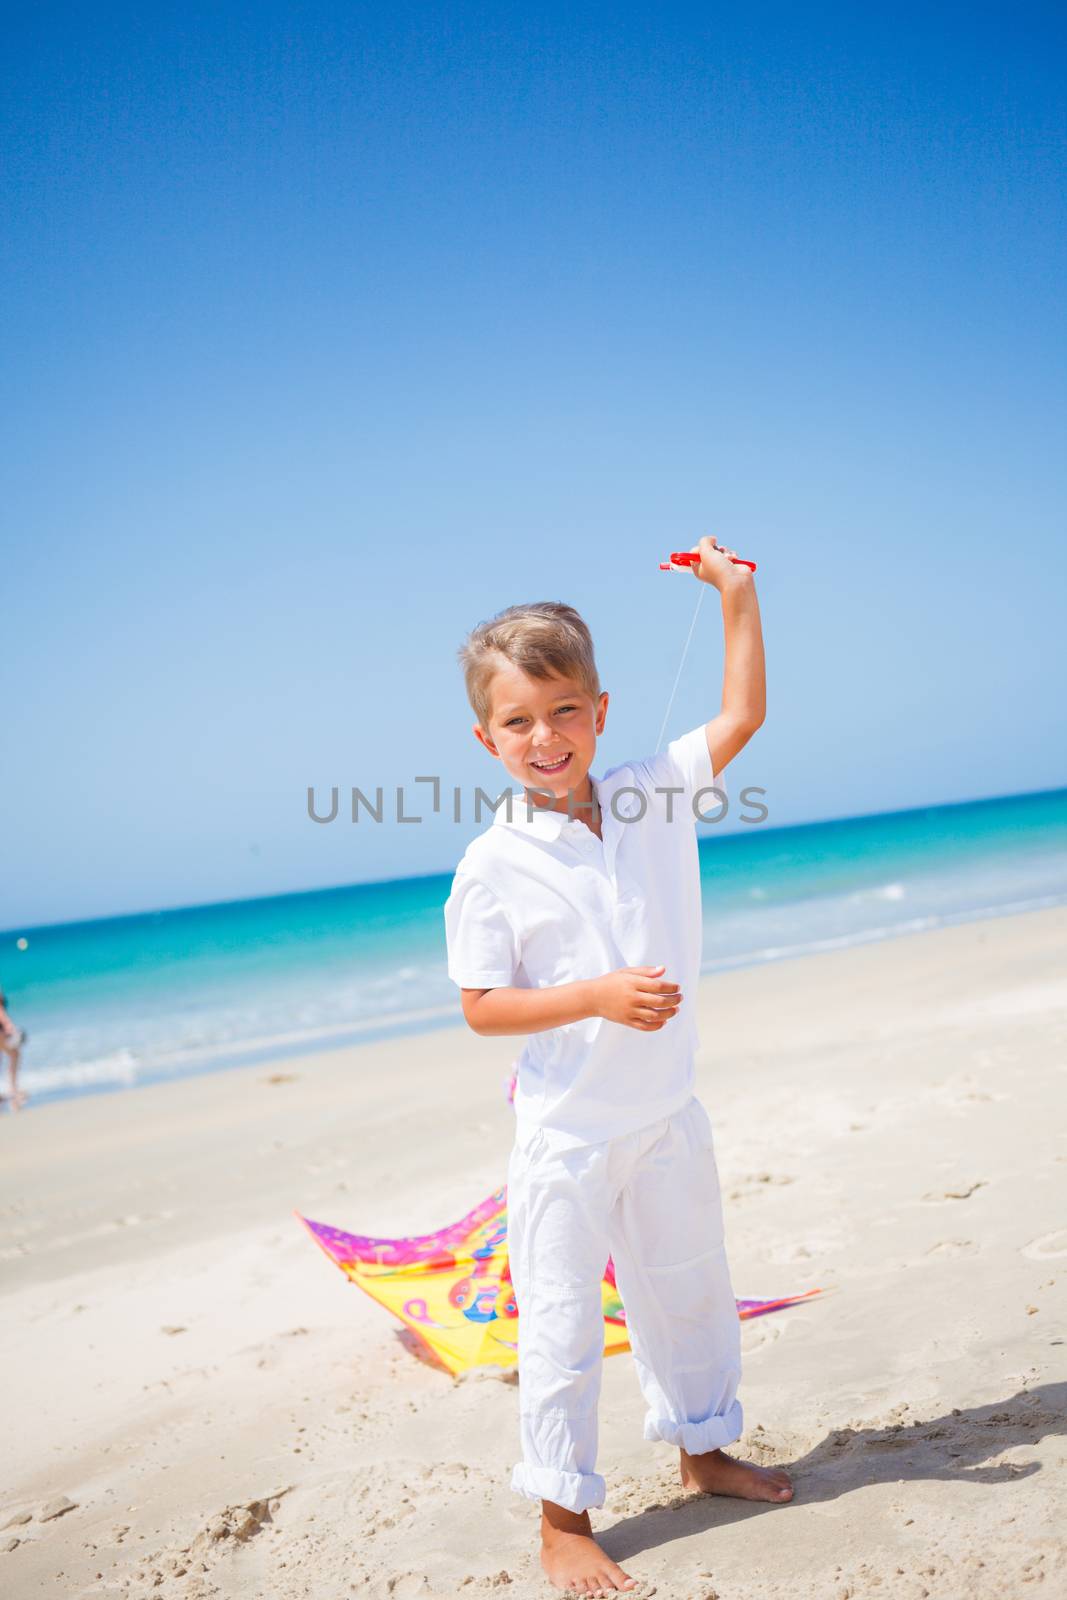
[16,937,28,951]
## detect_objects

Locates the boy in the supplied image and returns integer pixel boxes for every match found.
[444,537,791,1596]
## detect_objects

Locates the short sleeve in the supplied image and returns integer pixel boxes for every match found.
[666,723,727,819]
[628,724,727,823]
[443,871,521,989]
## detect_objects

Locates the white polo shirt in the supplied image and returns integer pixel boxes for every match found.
[443,724,726,1148]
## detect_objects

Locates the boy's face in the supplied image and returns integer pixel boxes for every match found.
[473,663,609,800]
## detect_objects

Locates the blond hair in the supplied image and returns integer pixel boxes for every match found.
[457,601,601,731]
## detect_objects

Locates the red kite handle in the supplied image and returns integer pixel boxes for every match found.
[659,550,757,573]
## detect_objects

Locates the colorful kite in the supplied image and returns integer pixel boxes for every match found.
[297,1189,821,1377]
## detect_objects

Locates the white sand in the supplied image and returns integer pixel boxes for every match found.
[1,905,1065,1599]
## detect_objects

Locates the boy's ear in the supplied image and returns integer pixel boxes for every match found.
[594,691,609,735]
[473,721,500,758]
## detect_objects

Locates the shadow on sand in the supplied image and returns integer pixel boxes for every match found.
[598,1383,1064,1564]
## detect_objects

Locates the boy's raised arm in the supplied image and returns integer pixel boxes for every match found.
[687,535,766,779]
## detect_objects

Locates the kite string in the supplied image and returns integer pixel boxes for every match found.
[654,583,707,753]
[655,579,703,752]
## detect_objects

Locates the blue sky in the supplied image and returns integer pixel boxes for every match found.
[3,3,1065,928]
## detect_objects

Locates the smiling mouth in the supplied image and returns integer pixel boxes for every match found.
[529,752,573,775]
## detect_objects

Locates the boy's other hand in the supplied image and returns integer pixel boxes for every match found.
[689,534,753,592]
[593,965,682,1030]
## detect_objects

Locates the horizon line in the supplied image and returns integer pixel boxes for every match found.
[4,777,1065,942]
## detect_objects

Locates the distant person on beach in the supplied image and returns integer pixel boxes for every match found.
[0,987,27,1111]
[444,541,784,1596]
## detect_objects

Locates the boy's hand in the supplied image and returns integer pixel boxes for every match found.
[689,534,753,593]
[591,965,682,1031]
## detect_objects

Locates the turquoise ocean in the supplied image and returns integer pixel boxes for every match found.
[5,785,1066,1107]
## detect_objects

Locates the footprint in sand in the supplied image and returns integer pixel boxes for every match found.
[370,1576,440,1599]
[727,1173,796,1201]
[921,1181,988,1202]
[767,1228,845,1264]
[1022,1228,1067,1260]
[924,1239,979,1257]
[741,1421,811,1465]
[741,1316,785,1355]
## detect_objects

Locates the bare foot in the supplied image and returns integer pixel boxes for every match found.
[679,1446,793,1503]
[541,1502,640,1595]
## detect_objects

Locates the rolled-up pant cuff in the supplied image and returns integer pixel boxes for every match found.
[511,1462,607,1512]
[643,1397,744,1454]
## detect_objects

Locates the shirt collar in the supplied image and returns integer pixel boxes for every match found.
[491,763,641,839]
[491,780,599,839]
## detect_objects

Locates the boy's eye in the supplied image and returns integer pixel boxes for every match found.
[505,706,576,727]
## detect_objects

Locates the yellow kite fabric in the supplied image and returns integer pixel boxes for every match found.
[298,1189,819,1378]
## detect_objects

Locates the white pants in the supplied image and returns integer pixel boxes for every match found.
[506,1095,743,1513]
